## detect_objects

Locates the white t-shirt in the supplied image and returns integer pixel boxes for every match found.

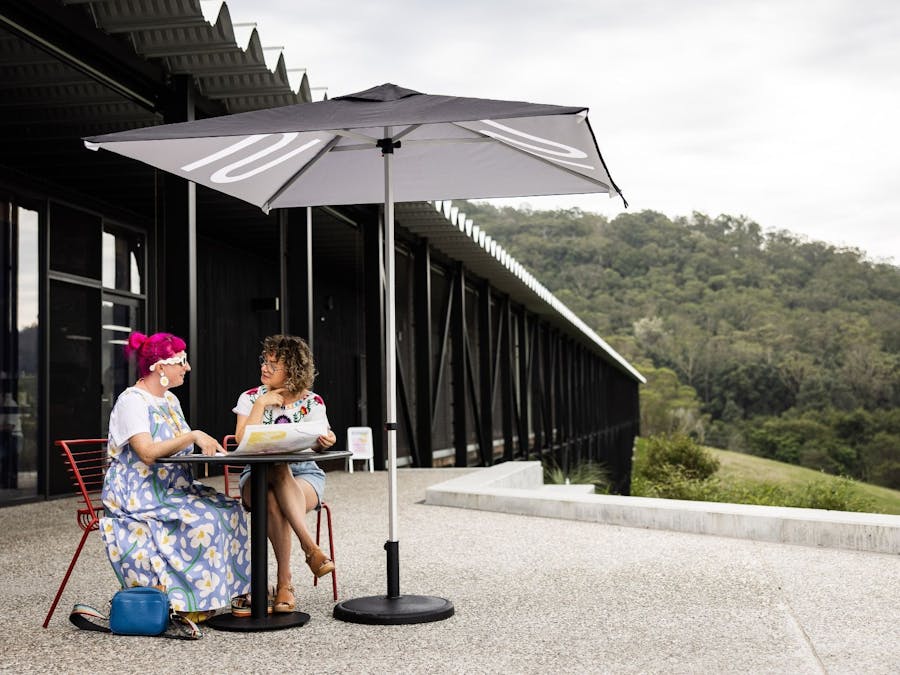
[108,387,191,448]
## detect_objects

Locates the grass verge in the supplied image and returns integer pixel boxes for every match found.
[709,447,900,515]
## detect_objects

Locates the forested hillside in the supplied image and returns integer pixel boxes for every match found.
[460,202,900,490]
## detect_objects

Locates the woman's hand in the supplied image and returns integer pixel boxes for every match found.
[192,430,224,457]
[255,387,288,408]
[314,429,336,452]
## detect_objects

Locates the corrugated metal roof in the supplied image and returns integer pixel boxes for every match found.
[78,0,311,112]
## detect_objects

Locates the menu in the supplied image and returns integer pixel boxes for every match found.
[230,419,329,456]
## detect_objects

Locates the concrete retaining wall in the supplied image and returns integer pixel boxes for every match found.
[424,461,900,555]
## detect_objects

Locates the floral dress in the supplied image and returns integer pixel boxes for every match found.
[100,387,251,612]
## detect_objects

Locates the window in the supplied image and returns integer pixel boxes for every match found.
[1,203,39,498]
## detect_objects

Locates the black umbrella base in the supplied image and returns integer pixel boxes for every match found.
[333,595,454,625]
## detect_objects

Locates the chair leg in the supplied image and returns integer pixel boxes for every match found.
[313,503,338,601]
[43,523,96,628]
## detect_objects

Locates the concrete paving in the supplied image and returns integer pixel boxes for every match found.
[2,468,898,674]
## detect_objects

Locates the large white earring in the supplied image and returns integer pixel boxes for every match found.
[159,370,170,388]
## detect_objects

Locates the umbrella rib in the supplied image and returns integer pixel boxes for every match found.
[392,124,422,141]
[262,135,342,212]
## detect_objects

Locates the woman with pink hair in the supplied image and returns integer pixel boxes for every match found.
[100,331,250,621]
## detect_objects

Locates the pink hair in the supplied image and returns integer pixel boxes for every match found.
[125,332,187,378]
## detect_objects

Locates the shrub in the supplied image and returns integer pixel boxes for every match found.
[631,468,724,501]
[636,433,720,483]
[791,476,876,512]
[632,434,878,512]
[543,459,610,493]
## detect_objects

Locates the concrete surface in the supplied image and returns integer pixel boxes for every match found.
[425,462,900,555]
[2,468,898,674]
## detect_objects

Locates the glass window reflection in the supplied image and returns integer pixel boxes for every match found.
[102,227,144,294]
[1,205,39,498]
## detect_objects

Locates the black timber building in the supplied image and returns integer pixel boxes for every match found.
[0,0,643,506]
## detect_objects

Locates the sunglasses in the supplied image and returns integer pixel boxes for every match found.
[158,354,189,367]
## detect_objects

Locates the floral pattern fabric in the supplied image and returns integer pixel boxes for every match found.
[100,388,251,611]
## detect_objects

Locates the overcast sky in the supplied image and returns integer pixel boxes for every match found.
[221,0,900,265]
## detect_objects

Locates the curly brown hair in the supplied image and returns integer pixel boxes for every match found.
[261,334,316,394]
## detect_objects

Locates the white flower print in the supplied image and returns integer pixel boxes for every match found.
[179,507,200,524]
[124,568,149,588]
[158,531,175,555]
[203,546,220,567]
[127,521,150,546]
[197,570,221,598]
[132,548,151,570]
[150,556,165,573]
[188,523,214,549]
[108,545,122,562]
[156,466,170,481]
[135,462,151,478]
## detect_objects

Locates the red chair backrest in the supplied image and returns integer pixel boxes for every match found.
[55,438,108,530]
[222,434,243,499]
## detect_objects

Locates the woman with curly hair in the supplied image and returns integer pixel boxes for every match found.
[231,334,337,615]
[101,332,250,622]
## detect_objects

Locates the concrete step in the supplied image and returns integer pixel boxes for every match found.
[425,461,900,555]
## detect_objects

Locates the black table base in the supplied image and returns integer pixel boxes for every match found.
[207,609,310,632]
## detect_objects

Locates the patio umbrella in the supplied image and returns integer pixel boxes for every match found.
[84,83,626,624]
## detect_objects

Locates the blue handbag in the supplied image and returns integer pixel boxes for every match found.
[109,586,170,636]
[68,587,201,639]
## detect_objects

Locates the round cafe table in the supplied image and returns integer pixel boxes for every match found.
[159,449,351,632]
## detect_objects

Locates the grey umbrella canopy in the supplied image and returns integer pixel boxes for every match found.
[85,83,626,624]
[85,83,625,210]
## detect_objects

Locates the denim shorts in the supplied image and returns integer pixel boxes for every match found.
[238,460,325,509]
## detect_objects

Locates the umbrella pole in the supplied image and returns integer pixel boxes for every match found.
[333,133,453,625]
[384,135,400,597]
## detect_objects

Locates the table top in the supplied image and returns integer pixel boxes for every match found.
[158,449,352,465]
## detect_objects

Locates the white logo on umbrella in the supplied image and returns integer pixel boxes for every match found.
[181,133,321,183]
[476,119,594,170]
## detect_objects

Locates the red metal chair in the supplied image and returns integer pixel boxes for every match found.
[221,434,338,600]
[43,438,109,628]
[222,434,243,499]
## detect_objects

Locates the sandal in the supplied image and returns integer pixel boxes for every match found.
[179,609,216,624]
[306,547,335,578]
[230,592,273,617]
[273,584,296,613]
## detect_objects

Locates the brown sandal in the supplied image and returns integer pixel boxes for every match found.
[273,584,296,613]
[231,592,273,617]
[306,547,335,578]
